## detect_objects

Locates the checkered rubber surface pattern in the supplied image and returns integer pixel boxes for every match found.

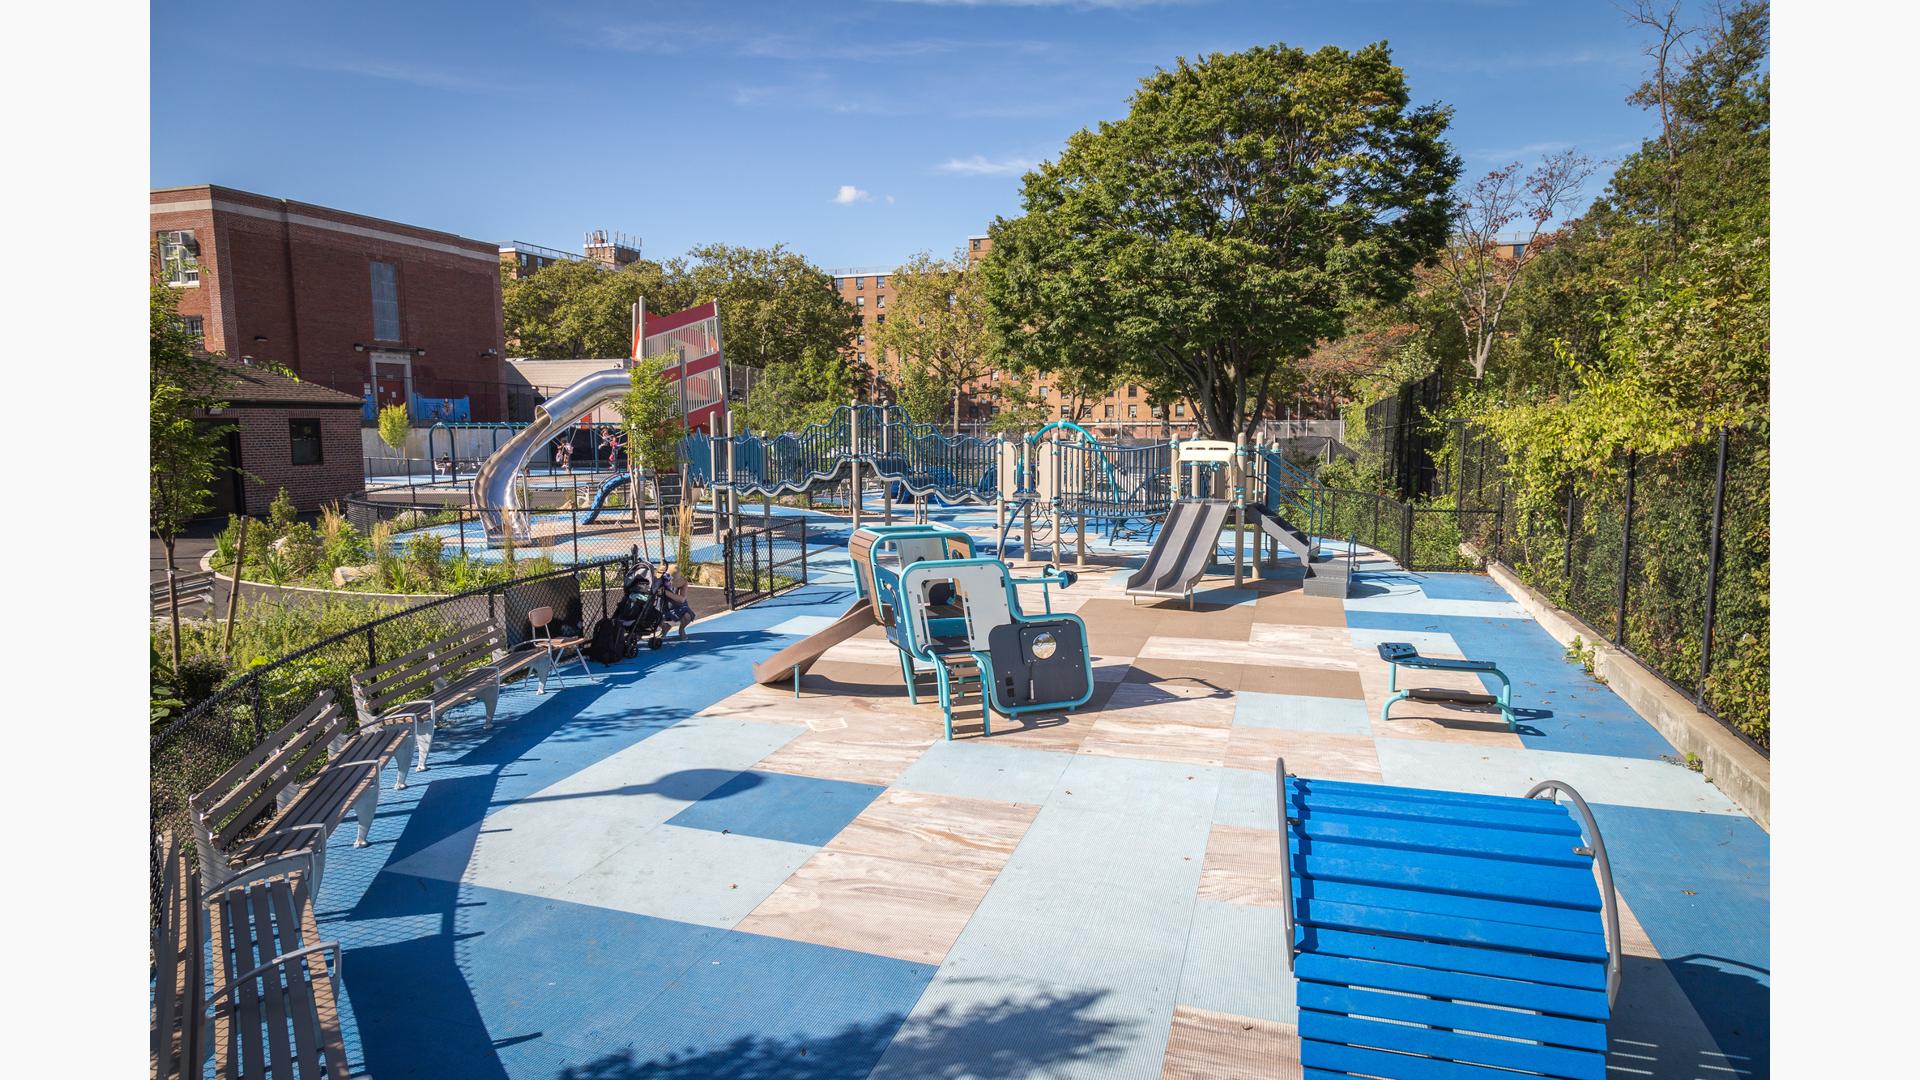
[301,510,1767,1078]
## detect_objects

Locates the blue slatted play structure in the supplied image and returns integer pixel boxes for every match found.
[1275,760,1621,1080]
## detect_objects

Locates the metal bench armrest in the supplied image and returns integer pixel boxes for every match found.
[1527,780,1622,1008]
[206,849,318,893]
[206,941,343,1008]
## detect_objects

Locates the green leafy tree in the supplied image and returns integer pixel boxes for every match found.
[151,274,230,670]
[503,258,682,359]
[617,355,682,563]
[675,243,857,375]
[892,365,954,430]
[377,403,411,458]
[736,346,854,434]
[981,42,1458,440]
[986,380,1050,438]
[869,250,995,431]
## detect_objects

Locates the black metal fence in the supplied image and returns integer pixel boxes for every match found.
[1450,424,1769,747]
[344,492,693,570]
[723,515,810,608]
[150,555,632,919]
[1319,488,1499,574]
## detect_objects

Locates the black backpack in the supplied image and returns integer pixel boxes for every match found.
[586,616,623,665]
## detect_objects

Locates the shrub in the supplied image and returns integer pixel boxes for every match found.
[324,523,367,570]
[405,532,445,587]
[281,521,322,576]
[268,487,299,539]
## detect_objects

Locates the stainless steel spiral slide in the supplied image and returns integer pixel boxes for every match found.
[475,367,630,545]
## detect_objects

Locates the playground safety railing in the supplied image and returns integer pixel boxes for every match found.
[722,515,810,608]
[149,555,633,924]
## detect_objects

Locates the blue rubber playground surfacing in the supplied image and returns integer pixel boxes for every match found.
[293,506,1767,1079]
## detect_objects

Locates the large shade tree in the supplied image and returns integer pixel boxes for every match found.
[980,42,1459,440]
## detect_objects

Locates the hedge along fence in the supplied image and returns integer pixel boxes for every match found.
[1455,423,1769,748]
[150,555,633,919]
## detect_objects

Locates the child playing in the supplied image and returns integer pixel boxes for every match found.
[657,562,695,640]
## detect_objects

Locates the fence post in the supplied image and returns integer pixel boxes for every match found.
[1564,487,1577,596]
[247,679,267,741]
[600,564,608,617]
[571,504,580,565]
[1697,427,1729,703]
[1615,451,1636,646]
[1400,501,1414,571]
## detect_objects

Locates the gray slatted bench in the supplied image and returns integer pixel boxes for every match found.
[153,570,217,616]
[1276,758,1621,1080]
[350,619,555,773]
[189,689,411,893]
[151,836,354,1079]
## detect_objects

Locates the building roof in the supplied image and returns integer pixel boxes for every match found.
[207,357,364,410]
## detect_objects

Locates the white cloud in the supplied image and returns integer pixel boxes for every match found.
[935,155,1038,177]
[886,195,897,205]
[833,185,873,205]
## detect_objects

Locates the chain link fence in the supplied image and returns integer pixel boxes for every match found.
[150,555,632,922]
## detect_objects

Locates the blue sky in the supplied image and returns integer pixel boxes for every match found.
[152,1,1669,271]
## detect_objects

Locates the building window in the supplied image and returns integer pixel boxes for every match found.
[157,230,200,285]
[855,314,864,326]
[876,314,886,325]
[1059,404,1070,417]
[858,334,866,346]
[1127,404,1138,419]
[857,352,866,364]
[370,260,401,341]
[1127,384,1139,397]
[856,296,865,308]
[171,315,204,345]
[834,277,844,290]
[289,419,324,466]
[1103,404,1115,419]
[1174,402,1186,418]
[877,294,886,308]
[1151,404,1163,418]
[970,238,981,250]
[856,276,865,289]
[876,275,886,288]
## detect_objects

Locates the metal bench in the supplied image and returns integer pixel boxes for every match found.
[153,570,217,616]
[1275,759,1620,1080]
[151,835,353,1079]
[350,619,555,773]
[189,689,411,893]
[1377,640,1519,731]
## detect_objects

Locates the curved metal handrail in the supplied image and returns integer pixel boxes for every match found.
[1274,757,1297,973]
[1526,779,1624,1006]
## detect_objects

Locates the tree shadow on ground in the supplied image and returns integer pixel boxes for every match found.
[556,982,1129,1080]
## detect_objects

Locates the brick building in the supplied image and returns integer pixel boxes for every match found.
[150,185,507,423]
[199,357,367,516]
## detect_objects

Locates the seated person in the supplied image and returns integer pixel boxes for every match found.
[657,563,695,639]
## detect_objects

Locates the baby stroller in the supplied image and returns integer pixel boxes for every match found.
[589,558,670,664]
[615,562,670,654]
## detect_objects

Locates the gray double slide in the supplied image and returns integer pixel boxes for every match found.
[1125,500,1348,602]
[1125,499,1231,603]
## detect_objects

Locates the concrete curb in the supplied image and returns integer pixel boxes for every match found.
[1483,559,1770,831]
